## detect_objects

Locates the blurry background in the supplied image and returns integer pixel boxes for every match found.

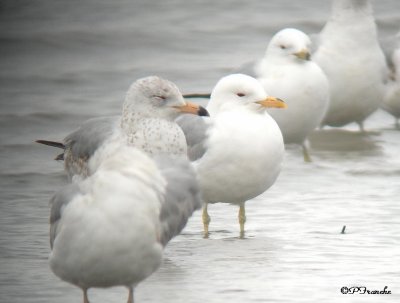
[0,1,399,302]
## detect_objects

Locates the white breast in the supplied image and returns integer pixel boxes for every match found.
[195,108,284,204]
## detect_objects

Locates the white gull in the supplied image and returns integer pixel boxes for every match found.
[382,34,400,128]
[313,0,388,131]
[178,74,286,237]
[256,28,330,161]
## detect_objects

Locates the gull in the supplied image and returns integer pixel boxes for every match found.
[382,36,400,128]
[312,0,387,131]
[49,145,202,303]
[36,76,209,179]
[255,28,330,161]
[178,74,286,238]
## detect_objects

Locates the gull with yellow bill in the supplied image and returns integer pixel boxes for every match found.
[178,74,286,238]
[256,28,330,161]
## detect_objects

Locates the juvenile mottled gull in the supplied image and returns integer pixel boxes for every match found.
[178,74,286,238]
[37,76,208,179]
[256,28,330,161]
[49,145,202,303]
[313,0,387,131]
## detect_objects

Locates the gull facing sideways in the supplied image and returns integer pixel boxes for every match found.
[37,76,209,179]
[178,74,286,238]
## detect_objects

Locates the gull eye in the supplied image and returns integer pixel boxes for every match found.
[153,95,167,101]
[152,95,167,106]
[237,93,245,97]
[153,95,167,100]
[280,45,286,49]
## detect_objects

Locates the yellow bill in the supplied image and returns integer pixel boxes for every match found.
[294,49,311,61]
[174,102,209,116]
[256,97,287,109]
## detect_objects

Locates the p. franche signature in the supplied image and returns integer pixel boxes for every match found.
[341,286,391,295]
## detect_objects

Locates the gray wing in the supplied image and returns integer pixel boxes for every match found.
[49,183,81,249]
[154,155,202,246]
[176,115,210,161]
[63,116,119,178]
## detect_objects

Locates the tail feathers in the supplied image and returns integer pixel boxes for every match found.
[183,93,211,99]
[36,140,65,149]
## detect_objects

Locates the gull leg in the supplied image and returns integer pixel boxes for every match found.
[357,121,365,133]
[83,289,90,303]
[238,203,246,239]
[127,286,134,303]
[202,203,210,238]
[302,140,312,163]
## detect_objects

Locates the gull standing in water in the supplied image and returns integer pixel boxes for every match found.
[383,36,400,128]
[49,145,202,303]
[178,74,286,238]
[255,28,330,161]
[36,76,209,179]
[313,0,387,131]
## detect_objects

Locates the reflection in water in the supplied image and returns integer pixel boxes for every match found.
[309,129,381,153]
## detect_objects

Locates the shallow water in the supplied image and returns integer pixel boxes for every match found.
[1,1,400,302]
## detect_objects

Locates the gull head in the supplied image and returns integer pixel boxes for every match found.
[123,76,208,120]
[207,74,286,115]
[266,28,311,62]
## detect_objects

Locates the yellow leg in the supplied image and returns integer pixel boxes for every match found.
[202,203,210,238]
[127,286,134,303]
[83,289,90,303]
[302,142,312,163]
[238,203,246,238]
[357,121,365,133]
